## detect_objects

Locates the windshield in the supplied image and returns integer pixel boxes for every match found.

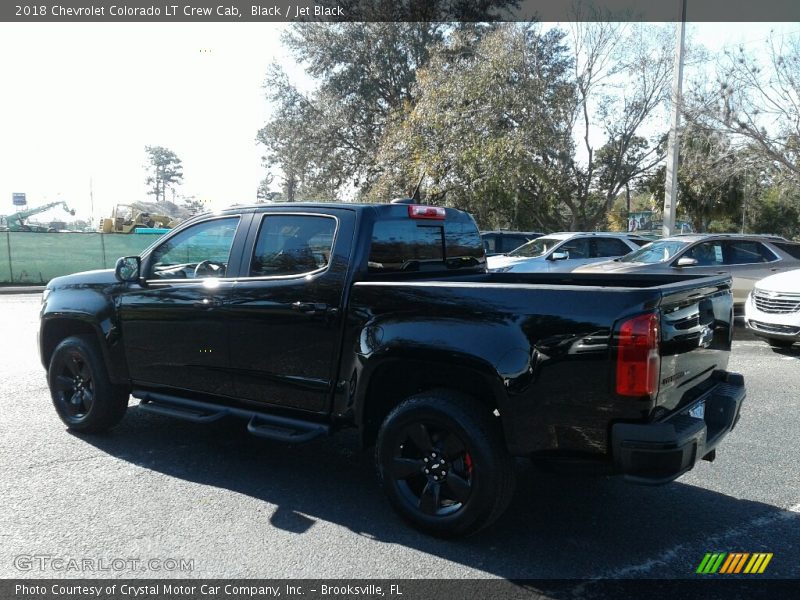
[508,237,562,258]
[619,240,687,264]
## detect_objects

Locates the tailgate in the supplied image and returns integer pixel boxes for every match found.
[655,275,734,412]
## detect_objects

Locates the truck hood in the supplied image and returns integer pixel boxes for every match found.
[754,268,800,294]
[47,268,118,291]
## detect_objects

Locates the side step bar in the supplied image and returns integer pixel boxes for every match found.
[133,391,330,443]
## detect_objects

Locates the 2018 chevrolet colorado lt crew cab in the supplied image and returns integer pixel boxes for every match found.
[39,202,746,536]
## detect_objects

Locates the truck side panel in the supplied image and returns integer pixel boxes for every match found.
[343,274,734,458]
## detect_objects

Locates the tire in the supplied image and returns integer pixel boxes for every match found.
[768,338,795,349]
[376,390,515,538]
[48,335,129,433]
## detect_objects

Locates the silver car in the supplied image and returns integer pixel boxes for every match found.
[575,234,800,311]
[487,232,649,273]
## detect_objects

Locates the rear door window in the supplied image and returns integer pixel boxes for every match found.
[593,237,632,257]
[249,214,337,277]
[773,242,800,259]
[722,241,778,265]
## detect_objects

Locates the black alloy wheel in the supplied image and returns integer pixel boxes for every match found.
[377,390,515,537]
[389,421,474,517]
[48,335,129,433]
[52,349,95,421]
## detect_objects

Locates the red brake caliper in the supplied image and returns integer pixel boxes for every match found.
[464,453,473,476]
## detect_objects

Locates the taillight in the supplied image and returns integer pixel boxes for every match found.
[408,205,446,220]
[616,312,660,398]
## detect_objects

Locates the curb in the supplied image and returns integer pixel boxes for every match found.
[0,286,46,294]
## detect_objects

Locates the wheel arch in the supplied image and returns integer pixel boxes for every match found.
[39,314,129,384]
[356,355,506,450]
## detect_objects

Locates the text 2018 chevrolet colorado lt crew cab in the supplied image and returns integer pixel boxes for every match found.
[40,202,745,536]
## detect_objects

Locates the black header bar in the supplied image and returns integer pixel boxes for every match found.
[3,0,800,23]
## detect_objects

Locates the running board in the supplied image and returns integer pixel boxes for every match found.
[132,391,330,443]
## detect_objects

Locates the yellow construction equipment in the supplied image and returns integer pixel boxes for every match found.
[99,204,179,234]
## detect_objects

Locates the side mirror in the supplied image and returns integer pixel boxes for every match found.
[549,251,569,261]
[676,257,698,268]
[115,256,141,282]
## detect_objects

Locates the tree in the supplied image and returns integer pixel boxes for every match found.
[258,20,673,229]
[640,125,745,232]
[257,20,512,202]
[686,32,800,187]
[373,24,576,231]
[749,184,800,239]
[373,22,671,231]
[256,173,283,202]
[144,146,184,203]
[562,22,673,229]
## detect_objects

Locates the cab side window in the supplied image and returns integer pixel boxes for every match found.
[148,217,239,280]
[723,241,777,265]
[250,215,337,277]
[559,238,590,259]
[685,242,723,266]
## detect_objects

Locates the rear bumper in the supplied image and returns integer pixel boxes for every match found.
[611,373,745,484]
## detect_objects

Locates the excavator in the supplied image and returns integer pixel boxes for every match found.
[99,204,179,234]
[0,201,75,232]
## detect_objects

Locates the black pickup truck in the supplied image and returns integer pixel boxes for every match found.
[40,202,745,536]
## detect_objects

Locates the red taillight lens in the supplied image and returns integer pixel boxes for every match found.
[408,205,446,220]
[616,312,660,398]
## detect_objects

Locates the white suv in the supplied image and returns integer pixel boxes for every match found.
[487,232,648,273]
[745,269,800,348]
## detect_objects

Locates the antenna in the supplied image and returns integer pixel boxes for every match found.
[411,169,426,201]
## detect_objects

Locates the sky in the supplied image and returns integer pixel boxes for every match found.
[0,21,798,226]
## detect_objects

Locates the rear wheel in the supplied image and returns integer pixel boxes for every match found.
[376,390,515,537]
[48,335,129,433]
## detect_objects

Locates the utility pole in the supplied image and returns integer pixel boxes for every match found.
[89,176,95,229]
[662,0,687,237]
[741,167,748,234]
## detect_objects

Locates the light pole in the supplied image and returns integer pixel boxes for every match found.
[662,0,687,237]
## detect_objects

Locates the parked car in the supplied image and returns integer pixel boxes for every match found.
[575,234,800,312]
[481,230,543,256]
[487,232,650,273]
[40,203,745,537]
[744,268,800,348]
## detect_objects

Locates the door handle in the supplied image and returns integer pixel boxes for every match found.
[193,297,223,308]
[292,301,330,315]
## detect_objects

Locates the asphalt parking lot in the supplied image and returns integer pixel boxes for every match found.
[1,293,798,580]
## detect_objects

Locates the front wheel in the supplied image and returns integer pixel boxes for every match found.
[376,390,515,537]
[48,335,129,433]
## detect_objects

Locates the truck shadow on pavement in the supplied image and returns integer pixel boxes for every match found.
[78,403,800,580]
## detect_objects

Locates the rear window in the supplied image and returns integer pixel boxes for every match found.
[774,242,800,259]
[369,218,485,273]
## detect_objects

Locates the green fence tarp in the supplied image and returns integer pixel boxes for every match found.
[1,232,164,284]
[0,232,11,283]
